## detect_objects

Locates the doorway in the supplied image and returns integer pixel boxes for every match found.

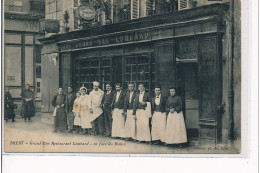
[177,63,199,138]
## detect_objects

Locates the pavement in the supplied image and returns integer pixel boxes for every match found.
[3,112,239,154]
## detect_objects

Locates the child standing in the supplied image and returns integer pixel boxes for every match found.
[73,91,81,133]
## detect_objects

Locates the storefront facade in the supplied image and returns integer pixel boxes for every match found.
[4,0,45,110]
[40,3,240,145]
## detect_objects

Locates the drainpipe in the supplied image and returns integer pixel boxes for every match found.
[228,0,236,140]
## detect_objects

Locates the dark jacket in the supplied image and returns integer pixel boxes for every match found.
[151,95,167,113]
[165,95,183,113]
[101,90,116,107]
[112,91,125,109]
[123,91,137,112]
[51,93,66,107]
[133,91,151,115]
[66,92,76,112]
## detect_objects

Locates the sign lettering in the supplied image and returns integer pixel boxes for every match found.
[59,30,152,51]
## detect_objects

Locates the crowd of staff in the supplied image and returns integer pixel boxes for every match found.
[51,81,187,147]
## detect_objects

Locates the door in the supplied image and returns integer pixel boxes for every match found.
[198,37,222,144]
[177,63,199,138]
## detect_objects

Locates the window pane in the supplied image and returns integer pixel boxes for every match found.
[36,45,42,63]
[36,66,41,78]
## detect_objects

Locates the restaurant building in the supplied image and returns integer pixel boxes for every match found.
[39,0,240,146]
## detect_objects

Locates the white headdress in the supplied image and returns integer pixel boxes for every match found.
[93,81,100,87]
[80,86,87,91]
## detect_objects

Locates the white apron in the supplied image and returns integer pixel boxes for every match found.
[151,112,167,141]
[124,109,137,139]
[111,108,125,138]
[164,111,187,144]
[80,95,92,129]
[89,89,104,122]
[73,111,81,126]
[136,103,152,142]
[73,98,81,126]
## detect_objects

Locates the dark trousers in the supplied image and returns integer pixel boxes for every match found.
[91,114,105,135]
[67,111,75,130]
[103,106,112,135]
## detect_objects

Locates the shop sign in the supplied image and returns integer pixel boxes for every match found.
[40,19,60,33]
[78,5,96,21]
[59,30,152,51]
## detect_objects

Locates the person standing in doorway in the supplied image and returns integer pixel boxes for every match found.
[111,83,126,139]
[164,87,187,147]
[151,84,167,145]
[51,87,68,133]
[21,84,35,121]
[133,83,152,143]
[66,86,76,133]
[89,81,104,135]
[101,82,116,137]
[123,82,137,141]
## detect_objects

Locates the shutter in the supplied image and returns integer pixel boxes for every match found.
[146,0,153,16]
[178,0,188,10]
[131,0,139,19]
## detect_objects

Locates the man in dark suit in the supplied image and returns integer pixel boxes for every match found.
[133,83,152,143]
[111,83,126,138]
[102,82,116,137]
[123,82,137,141]
[151,84,167,145]
[66,86,76,133]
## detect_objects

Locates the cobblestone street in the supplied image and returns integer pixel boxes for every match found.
[3,112,239,154]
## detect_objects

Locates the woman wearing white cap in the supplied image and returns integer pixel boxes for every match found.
[79,87,92,134]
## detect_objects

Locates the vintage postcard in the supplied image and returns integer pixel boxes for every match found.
[3,0,241,154]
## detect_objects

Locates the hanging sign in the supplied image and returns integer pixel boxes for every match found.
[78,5,96,21]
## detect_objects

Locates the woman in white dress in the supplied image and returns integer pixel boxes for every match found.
[164,87,187,147]
[73,91,81,133]
[79,87,92,134]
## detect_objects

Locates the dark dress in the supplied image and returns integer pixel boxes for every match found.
[4,91,16,120]
[66,92,76,130]
[51,93,68,131]
[21,89,35,119]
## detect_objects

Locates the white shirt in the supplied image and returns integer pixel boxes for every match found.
[107,90,111,95]
[115,91,121,102]
[139,91,145,102]
[129,91,134,103]
[155,94,161,105]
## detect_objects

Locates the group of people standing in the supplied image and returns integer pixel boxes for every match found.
[52,81,187,147]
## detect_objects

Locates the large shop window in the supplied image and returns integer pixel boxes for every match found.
[124,53,155,92]
[74,58,112,91]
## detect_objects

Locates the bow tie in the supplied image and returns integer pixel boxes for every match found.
[156,97,159,98]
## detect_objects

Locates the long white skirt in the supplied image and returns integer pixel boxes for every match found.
[81,109,92,129]
[73,112,81,126]
[151,112,167,141]
[111,108,125,138]
[164,111,187,144]
[124,109,137,139]
[136,109,151,141]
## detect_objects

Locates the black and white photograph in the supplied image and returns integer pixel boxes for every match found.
[2,0,241,154]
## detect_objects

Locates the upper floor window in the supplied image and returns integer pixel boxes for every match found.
[8,0,23,12]
[112,0,177,23]
[30,0,45,15]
